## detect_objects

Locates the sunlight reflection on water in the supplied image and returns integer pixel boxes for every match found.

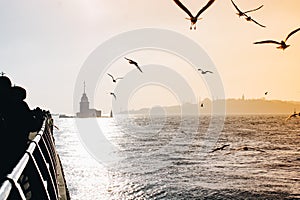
[54,115,300,200]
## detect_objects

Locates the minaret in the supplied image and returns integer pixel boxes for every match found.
[80,81,89,113]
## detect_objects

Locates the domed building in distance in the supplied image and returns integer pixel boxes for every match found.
[76,82,101,118]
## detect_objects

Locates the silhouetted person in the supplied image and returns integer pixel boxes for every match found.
[0,77,45,179]
[31,107,44,131]
[0,75,12,130]
[9,85,41,131]
[0,76,11,107]
[0,76,14,178]
[0,76,11,140]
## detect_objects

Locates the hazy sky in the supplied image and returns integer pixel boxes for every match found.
[1,0,300,114]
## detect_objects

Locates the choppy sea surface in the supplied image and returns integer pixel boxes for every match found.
[53,115,300,200]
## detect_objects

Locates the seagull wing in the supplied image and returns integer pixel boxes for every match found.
[136,65,143,73]
[173,0,194,18]
[250,18,266,28]
[285,27,300,42]
[124,57,131,61]
[231,0,244,15]
[115,77,123,81]
[195,0,215,18]
[254,40,281,45]
[206,70,213,73]
[244,5,263,14]
[107,73,114,80]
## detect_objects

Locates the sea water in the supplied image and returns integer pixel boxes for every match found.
[53,115,300,200]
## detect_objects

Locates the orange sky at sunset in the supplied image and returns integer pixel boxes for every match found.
[1,0,300,113]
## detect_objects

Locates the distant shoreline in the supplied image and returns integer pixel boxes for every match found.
[119,98,300,115]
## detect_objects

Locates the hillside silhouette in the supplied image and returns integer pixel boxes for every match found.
[122,98,300,115]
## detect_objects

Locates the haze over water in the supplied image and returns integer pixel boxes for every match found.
[54,115,300,200]
[1,1,300,199]
[2,1,300,114]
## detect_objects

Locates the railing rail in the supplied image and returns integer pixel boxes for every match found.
[0,117,67,200]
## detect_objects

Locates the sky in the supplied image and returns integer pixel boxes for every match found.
[1,0,300,114]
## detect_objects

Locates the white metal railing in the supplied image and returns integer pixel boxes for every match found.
[0,116,67,200]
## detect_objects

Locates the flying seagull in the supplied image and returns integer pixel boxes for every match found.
[124,57,143,73]
[225,146,265,154]
[285,109,298,121]
[264,92,268,95]
[198,68,213,74]
[211,144,230,153]
[231,0,263,18]
[231,0,265,28]
[107,73,123,83]
[254,28,300,50]
[173,0,215,30]
[109,92,116,100]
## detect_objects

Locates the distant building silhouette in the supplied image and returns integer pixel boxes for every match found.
[122,98,300,115]
[76,82,101,118]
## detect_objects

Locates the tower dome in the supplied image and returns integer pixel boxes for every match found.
[81,92,89,102]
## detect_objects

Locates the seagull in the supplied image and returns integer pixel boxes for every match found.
[124,57,143,73]
[286,110,298,121]
[264,92,268,95]
[109,92,116,100]
[231,0,265,28]
[231,0,263,18]
[211,144,230,153]
[107,73,123,83]
[254,28,300,50]
[173,0,215,30]
[198,68,213,74]
[225,146,265,154]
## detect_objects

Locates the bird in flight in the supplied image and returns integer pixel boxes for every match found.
[231,0,265,28]
[231,0,263,18]
[124,57,143,73]
[107,73,123,83]
[198,68,213,74]
[285,109,300,121]
[173,0,215,30]
[254,28,300,50]
[211,144,230,153]
[264,92,268,95]
[109,92,116,100]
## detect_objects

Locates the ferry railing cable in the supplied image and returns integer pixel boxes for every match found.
[41,124,58,171]
[37,118,58,184]
[0,116,62,200]
[31,135,58,199]
[37,135,58,192]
